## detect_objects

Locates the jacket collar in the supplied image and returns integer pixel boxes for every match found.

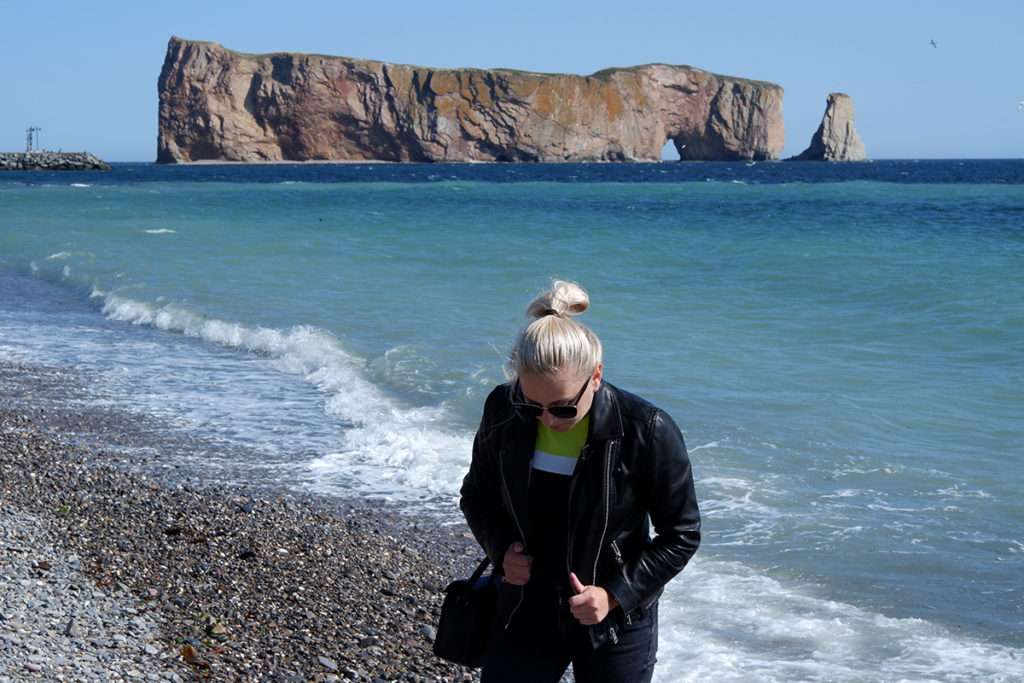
[586,381,623,443]
[502,379,623,444]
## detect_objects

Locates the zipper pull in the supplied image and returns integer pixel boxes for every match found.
[611,540,624,566]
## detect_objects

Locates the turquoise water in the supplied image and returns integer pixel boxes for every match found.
[2,161,1022,680]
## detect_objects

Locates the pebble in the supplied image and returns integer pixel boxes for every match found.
[0,508,177,680]
[0,360,489,681]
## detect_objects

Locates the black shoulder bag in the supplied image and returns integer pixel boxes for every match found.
[433,556,496,667]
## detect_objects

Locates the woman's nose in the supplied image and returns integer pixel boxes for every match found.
[539,411,559,428]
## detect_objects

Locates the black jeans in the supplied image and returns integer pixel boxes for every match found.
[481,581,658,683]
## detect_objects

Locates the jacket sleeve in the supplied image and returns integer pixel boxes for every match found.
[603,410,701,615]
[459,387,520,572]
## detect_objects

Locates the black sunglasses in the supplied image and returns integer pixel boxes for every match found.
[512,377,590,419]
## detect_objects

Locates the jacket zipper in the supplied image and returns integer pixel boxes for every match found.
[610,540,624,566]
[564,442,614,584]
[500,447,529,629]
[564,444,587,579]
[594,441,618,639]
[565,441,616,639]
[610,540,631,625]
[592,441,614,583]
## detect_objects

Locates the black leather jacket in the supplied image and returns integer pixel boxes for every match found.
[460,380,700,645]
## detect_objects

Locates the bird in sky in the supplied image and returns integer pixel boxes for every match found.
[930,39,938,48]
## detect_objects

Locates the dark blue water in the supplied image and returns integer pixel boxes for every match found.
[3,158,1023,187]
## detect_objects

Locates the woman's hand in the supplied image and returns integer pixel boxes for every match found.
[502,542,533,585]
[568,573,618,625]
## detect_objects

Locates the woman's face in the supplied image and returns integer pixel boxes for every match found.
[517,365,602,432]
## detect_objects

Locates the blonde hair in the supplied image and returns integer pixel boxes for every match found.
[508,280,603,379]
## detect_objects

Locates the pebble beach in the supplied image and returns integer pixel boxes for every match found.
[0,359,482,682]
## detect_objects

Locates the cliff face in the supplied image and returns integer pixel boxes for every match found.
[788,93,867,162]
[157,37,784,163]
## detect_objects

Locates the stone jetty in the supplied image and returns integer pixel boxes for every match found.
[0,151,112,171]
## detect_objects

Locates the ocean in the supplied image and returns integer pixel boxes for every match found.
[1,160,1022,681]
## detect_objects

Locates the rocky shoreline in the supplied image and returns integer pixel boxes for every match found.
[0,152,112,171]
[0,359,484,682]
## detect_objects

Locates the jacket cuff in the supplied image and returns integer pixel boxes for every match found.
[602,576,640,615]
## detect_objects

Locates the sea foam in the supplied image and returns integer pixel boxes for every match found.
[98,292,473,504]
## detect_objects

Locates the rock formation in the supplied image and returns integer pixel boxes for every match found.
[157,37,784,163]
[788,93,867,162]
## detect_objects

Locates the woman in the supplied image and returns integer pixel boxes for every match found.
[460,280,701,682]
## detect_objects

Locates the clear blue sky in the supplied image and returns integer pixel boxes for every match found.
[3,0,1022,161]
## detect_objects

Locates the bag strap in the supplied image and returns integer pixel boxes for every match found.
[468,556,491,583]
[458,556,492,600]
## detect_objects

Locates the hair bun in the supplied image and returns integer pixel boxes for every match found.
[526,280,590,319]
[510,280,602,378]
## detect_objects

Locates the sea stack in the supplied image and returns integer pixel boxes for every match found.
[788,93,867,162]
[157,36,785,163]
